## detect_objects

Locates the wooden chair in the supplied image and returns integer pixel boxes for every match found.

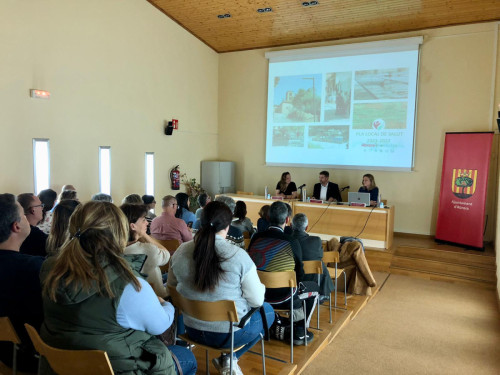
[302,260,323,329]
[322,251,347,320]
[157,239,181,272]
[24,324,114,375]
[257,270,306,363]
[0,317,22,375]
[236,191,254,195]
[168,286,266,375]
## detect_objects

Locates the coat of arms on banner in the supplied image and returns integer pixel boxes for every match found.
[451,169,477,199]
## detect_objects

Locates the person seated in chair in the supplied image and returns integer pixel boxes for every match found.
[247,201,319,346]
[291,213,334,299]
[17,193,48,257]
[168,201,274,375]
[0,193,44,373]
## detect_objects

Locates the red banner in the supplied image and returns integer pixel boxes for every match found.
[435,132,493,248]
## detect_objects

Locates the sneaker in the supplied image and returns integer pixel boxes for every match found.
[212,355,244,375]
[292,326,315,346]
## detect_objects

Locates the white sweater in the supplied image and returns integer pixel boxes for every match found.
[168,235,265,332]
[124,241,170,297]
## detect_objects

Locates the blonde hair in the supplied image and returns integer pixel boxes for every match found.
[363,174,377,190]
[44,201,140,301]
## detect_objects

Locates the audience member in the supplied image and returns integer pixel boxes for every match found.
[284,202,293,235]
[46,200,81,255]
[91,193,113,202]
[37,189,57,234]
[151,195,193,243]
[256,204,270,233]
[291,213,334,298]
[0,193,44,372]
[59,189,78,201]
[17,193,48,257]
[168,201,273,375]
[175,193,196,227]
[195,193,211,220]
[122,194,143,205]
[213,195,245,248]
[247,201,318,345]
[142,195,157,234]
[121,204,170,298]
[232,201,255,236]
[40,201,196,375]
[60,184,75,193]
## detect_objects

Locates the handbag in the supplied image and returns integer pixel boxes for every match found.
[270,313,291,341]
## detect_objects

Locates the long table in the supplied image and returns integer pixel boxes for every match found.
[224,194,394,250]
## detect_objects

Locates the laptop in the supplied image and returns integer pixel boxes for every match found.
[348,192,371,207]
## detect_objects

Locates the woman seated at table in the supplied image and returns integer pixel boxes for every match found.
[40,201,196,375]
[275,171,298,199]
[168,201,274,375]
[358,173,379,206]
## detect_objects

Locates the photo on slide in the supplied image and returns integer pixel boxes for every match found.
[273,74,322,123]
[272,126,305,147]
[352,102,408,129]
[308,125,349,149]
[324,72,352,122]
[354,68,409,100]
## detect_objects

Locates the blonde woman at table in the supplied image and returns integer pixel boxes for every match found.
[275,172,298,199]
[358,173,379,206]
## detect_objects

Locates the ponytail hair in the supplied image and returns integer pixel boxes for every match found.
[193,201,232,291]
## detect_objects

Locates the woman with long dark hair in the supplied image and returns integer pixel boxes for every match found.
[37,189,57,234]
[232,201,255,236]
[41,201,196,375]
[174,192,196,227]
[168,201,274,375]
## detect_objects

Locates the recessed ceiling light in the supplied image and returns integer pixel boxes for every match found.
[257,8,265,13]
[224,13,231,18]
[302,2,310,6]
[310,1,318,5]
[265,7,272,12]
[217,14,225,18]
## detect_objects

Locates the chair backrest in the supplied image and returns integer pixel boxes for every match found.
[167,286,239,323]
[157,239,181,256]
[242,231,251,239]
[0,317,20,344]
[257,270,297,289]
[302,260,323,275]
[322,241,327,251]
[236,191,254,195]
[24,324,114,375]
[322,251,340,264]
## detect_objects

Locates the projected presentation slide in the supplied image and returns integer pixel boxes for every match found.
[266,46,419,170]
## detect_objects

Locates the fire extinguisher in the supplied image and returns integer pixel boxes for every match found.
[170,165,180,190]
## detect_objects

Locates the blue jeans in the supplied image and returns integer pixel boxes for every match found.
[168,345,197,375]
[185,302,275,359]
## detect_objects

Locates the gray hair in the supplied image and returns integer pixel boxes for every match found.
[122,194,142,205]
[292,213,308,232]
[269,201,288,226]
[215,195,236,214]
[92,193,113,203]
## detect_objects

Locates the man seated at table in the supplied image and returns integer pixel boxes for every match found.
[151,195,192,243]
[247,201,318,345]
[291,213,334,299]
[312,170,342,202]
[0,193,44,372]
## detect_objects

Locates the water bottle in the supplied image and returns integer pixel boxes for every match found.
[264,186,268,199]
[302,188,307,202]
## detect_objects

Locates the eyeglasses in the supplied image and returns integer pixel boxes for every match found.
[171,203,178,207]
[30,204,45,209]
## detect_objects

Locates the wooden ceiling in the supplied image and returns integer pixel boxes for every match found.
[148,0,500,53]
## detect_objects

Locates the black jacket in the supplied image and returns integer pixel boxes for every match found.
[313,182,342,202]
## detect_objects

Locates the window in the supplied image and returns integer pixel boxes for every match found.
[145,152,155,196]
[33,139,50,195]
[99,147,111,195]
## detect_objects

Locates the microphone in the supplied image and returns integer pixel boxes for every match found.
[340,185,350,192]
[297,184,306,189]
